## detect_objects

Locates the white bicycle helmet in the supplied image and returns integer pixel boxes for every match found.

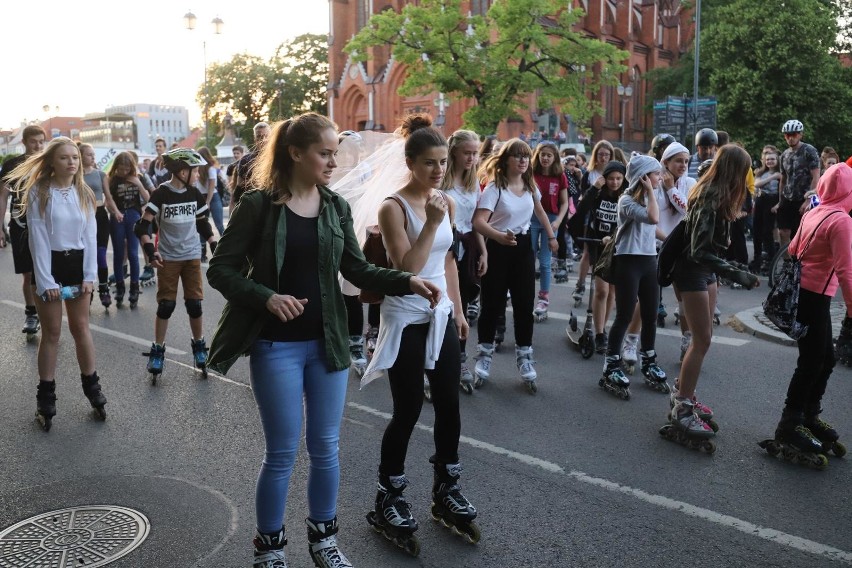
[781,120,804,134]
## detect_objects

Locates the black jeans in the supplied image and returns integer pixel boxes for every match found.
[477,234,535,347]
[343,294,363,336]
[725,217,749,265]
[607,255,659,355]
[753,193,778,264]
[784,289,835,415]
[380,321,461,476]
[457,255,479,353]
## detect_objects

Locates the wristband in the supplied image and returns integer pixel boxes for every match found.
[143,242,156,262]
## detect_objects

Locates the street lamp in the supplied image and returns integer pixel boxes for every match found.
[274,78,286,119]
[617,83,633,148]
[184,10,224,149]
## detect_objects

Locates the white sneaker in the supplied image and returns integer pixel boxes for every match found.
[474,343,494,381]
[622,334,639,366]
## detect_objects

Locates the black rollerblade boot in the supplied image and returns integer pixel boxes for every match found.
[494,314,506,352]
[191,337,209,379]
[306,517,353,568]
[759,410,828,469]
[22,305,40,342]
[430,460,480,544]
[145,342,165,385]
[81,372,107,420]
[640,350,670,393]
[128,282,140,309]
[804,408,847,458]
[253,526,287,567]
[366,473,420,556]
[98,283,112,309]
[140,264,156,287]
[836,316,852,366]
[657,302,667,327]
[114,282,125,308]
[594,332,608,355]
[599,355,630,399]
[35,381,56,432]
[466,297,480,324]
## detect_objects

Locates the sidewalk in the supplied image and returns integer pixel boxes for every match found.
[732,300,846,347]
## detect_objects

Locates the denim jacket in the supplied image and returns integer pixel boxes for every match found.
[207,187,413,374]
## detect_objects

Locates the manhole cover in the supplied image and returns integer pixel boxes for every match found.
[0,506,149,567]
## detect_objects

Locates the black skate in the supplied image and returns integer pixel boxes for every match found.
[98,283,112,310]
[22,308,39,342]
[128,282,140,309]
[191,337,209,379]
[599,356,630,400]
[466,298,480,324]
[144,343,165,385]
[140,264,156,287]
[805,413,847,458]
[430,461,480,544]
[114,282,125,308]
[253,527,287,568]
[657,302,667,328]
[494,313,506,353]
[641,350,670,393]
[366,474,420,557]
[81,372,107,421]
[759,413,828,470]
[35,381,56,432]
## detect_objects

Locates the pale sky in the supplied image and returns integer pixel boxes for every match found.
[1,1,330,130]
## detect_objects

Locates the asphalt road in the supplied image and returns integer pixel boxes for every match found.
[0,251,850,568]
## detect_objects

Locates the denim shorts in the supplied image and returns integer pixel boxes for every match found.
[672,261,716,292]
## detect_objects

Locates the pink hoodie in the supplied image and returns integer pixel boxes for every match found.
[789,163,852,316]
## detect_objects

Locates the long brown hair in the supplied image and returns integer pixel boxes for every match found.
[688,144,751,221]
[755,145,780,177]
[532,141,564,176]
[12,137,95,218]
[587,140,615,173]
[479,138,535,192]
[251,112,337,204]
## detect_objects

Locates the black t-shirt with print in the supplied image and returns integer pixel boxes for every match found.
[780,142,820,201]
[110,177,144,213]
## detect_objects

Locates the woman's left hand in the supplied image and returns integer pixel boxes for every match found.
[455,312,469,340]
[410,276,441,308]
[662,170,675,190]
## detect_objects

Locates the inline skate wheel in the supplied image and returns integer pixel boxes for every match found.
[200,368,208,380]
[699,439,716,454]
[830,441,847,458]
[93,407,107,421]
[460,382,474,395]
[36,412,52,432]
[758,439,780,457]
[657,315,665,328]
[624,364,635,375]
[149,373,158,386]
[525,380,538,395]
[708,419,720,433]
[622,389,631,401]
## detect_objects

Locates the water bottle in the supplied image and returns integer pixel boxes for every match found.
[42,285,81,302]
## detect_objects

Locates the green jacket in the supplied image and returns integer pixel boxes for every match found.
[206,187,414,374]
[681,188,758,288]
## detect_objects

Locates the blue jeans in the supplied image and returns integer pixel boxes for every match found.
[530,213,557,292]
[110,208,141,283]
[208,191,225,236]
[249,339,349,531]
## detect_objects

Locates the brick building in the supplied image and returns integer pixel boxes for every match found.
[327,0,694,150]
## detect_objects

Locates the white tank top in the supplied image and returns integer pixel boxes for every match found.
[383,193,452,311]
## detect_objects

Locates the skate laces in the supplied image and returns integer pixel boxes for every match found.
[253,549,287,567]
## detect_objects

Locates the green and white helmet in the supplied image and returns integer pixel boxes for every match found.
[163,148,207,173]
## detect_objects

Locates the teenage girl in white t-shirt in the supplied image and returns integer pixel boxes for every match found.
[472,138,558,393]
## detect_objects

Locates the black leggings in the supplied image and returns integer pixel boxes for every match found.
[725,217,749,264]
[457,255,479,353]
[343,294,363,336]
[784,289,835,415]
[380,321,461,476]
[607,255,659,356]
[477,234,535,347]
[753,194,778,263]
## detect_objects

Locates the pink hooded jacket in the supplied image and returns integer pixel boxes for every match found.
[789,162,852,316]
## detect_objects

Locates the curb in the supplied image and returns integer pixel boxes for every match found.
[731,307,796,347]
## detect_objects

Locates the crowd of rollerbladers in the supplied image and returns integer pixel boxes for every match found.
[1,112,851,568]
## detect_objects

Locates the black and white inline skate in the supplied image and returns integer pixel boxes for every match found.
[466,297,480,324]
[140,264,156,287]
[493,314,506,352]
[572,282,585,308]
[349,335,367,378]
[759,412,827,469]
[657,301,667,328]
[145,342,165,385]
[128,282,140,309]
[429,460,480,544]
[81,372,107,421]
[35,381,56,432]
[191,337,209,379]
[252,527,287,568]
[516,346,537,394]
[114,282,125,308]
[640,350,669,393]
[553,258,570,283]
[805,410,846,458]
[97,283,112,310]
[22,307,40,343]
[599,355,630,400]
[306,517,353,568]
[367,474,420,557]
[659,398,716,454]
[473,343,494,389]
[460,354,475,394]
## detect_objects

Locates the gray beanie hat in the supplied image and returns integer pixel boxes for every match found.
[625,154,662,195]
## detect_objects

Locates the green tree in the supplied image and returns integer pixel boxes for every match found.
[202,34,329,144]
[345,0,627,134]
[702,0,852,156]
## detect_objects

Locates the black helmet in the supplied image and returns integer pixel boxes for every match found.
[694,128,718,148]
[697,159,714,178]
[163,148,206,174]
[651,134,676,156]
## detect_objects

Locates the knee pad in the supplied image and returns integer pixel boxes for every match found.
[185,299,203,319]
[156,300,177,320]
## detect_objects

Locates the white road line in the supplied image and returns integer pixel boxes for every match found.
[1,299,188,355]
[347,401,852,564]
[507,307,750,346]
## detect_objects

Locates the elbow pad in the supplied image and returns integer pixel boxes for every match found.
[134,218,153,239]
[196,218,214,241]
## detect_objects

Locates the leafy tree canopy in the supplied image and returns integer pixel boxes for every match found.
[346,0,628,134]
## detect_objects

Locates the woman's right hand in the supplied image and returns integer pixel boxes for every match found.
[266,294,308,322]
[42,288,60,302]
[114,212,124,223]
[425,193,448,225]
[662,170,675,190]
[498,229,517,246]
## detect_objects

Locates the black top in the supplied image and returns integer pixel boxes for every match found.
[110,177,143,213]
[0,154,29,227]
[259,206,323,342]
[233,151,258,205]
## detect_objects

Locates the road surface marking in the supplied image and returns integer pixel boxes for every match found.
[347,401,852,564]
[1,299,188,355]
